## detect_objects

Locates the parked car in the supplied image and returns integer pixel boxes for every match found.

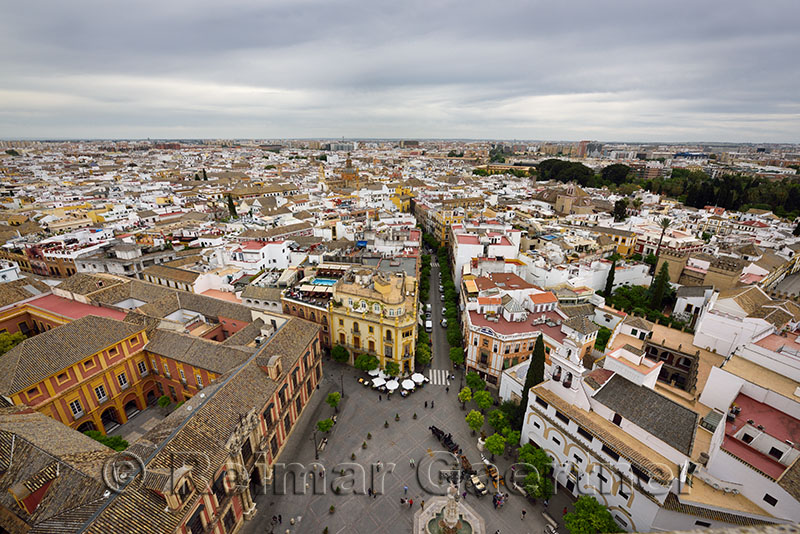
[440,293,445,301]
[441,306,447,314]
[441,318,448,328]
[425,320,433,333]
[439,285,444,292]
[468,474,488,496]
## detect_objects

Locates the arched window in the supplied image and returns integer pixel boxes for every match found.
[552,365,562,382]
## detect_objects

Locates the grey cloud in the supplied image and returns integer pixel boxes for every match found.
[0,0,798,141]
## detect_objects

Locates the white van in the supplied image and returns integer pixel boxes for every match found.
[425,320,433,333]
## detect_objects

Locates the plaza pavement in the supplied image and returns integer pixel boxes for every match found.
[242,260,575,534]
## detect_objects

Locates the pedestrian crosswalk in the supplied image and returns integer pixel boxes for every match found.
[428,369,451,386]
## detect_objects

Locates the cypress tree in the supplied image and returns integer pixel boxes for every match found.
[649,262,671,311]
[517,335,546,429]
[604,259,616,297]
[226,194,237,218]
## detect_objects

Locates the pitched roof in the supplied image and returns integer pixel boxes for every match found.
[717,286,772,315]
[144,330,251,374]
[0,316,144,394]
[141,264,200,284]
[593,374,698,455]
[563,315,599,335]
[0,407,113,534]
[240,284,284,301]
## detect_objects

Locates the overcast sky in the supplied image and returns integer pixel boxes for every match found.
[1,0,798,142]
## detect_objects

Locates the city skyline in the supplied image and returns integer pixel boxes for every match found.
[1,0,799,142]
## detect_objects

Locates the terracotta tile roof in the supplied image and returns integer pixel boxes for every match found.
[563,315,599,335]
[0,316,144,395]
[777,457,800,501]
[84,318,320,534]
[241,284,284,301]
[0,277,51,308]
[0,407,114,534]
[141,264,200,284]
[145,330,251,374]
[661,492,774,526]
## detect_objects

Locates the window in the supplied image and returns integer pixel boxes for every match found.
[151,358,156,370]
[57,372,68,381]
[551,436,561,445]
[369,326,374,333]
[179,369,186,381]
[533,421,541,429]
[373,304,380,314]
[597,471,608,483]
[84,359,94,370]
[619,487,630,499]
[295,397,302,414]
[631,328,638,337]
[555,410,569,424]
[614,515,627,527]
[223,509,236,531]
[94,384,108,402]
[695,521,711,528]
[339,319,344,326]
[117,373,129,389]
[768,446,783,460]
[601,444,620,461]
[263,403,274,427]
[612,413,622,426]
[108,347,118,356]
[535,396,549,409]
[573,455,583,464]
[577,426,593,442]
[69,399,83,417]
[164,362,170,375]
[27,386,39,396]
[138,361,147,376]
[763,493,778,506]
[630,464,650,484]
[742,433,754,444]
[196,374,203,388]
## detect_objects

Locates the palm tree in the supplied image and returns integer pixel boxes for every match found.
[654,217,671,259]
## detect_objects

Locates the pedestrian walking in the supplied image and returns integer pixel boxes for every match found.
[563,507,568,516]
[543,499,549,508]
[368,488,373,497]
[401,498,406,505]
[431,400,435,408]
[521,509,527,520]
[408,498,413,508]
[409,458,415,468]
[425,401,428,408]
[278,514,282,524]
[421,500,425,510]
[272,516,277,525]
[462,491,467,500]
[446,386,449,394]
[379,395,382,401]
[404,484,408,494]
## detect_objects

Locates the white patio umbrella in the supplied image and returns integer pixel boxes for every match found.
[372,377,386,387]
[385,380,399,391]
[411,373,425,384]
[368,368,381,376]
[401,379,415,390]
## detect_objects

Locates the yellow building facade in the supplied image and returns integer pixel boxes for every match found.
[329,268,418,374]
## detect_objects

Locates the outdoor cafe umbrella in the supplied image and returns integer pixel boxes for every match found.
[401,379,415,390]
[372,377,386,387]
[368,368,381,377]
[385,379,400,391]
[411,373,426,384]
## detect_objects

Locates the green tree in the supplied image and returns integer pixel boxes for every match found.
[331,344,349,363]
[415,344,431,366]
[84,430,128,451]
[0,331,26,355]
[449,347,464,366]
[488,409,507,433]
[226,194,237,218]
[649,262,671,311]
[603,259,616,297]
[644,253,658,266]
[384,361,400,377]
[354,353,379,372]
[473,390,493,413]
[458,387,472,409]
[326,392,341,413]
[465,372,485,391]
[564,496,622,534]
[157,395,171,408]
[317,418,334,433]
[502,427,521,451]
[446,324,461,347]
[601,163,631,186]
[517,443,554,499]
[518,335,546,429]
[612,199,627,222]
[465,410,484,435]
[654,217,671,262]
[5,149,20,156]
[595,327,612,352]
[484,433,506,460]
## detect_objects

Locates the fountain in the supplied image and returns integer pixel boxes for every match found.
[414,484,485,534]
